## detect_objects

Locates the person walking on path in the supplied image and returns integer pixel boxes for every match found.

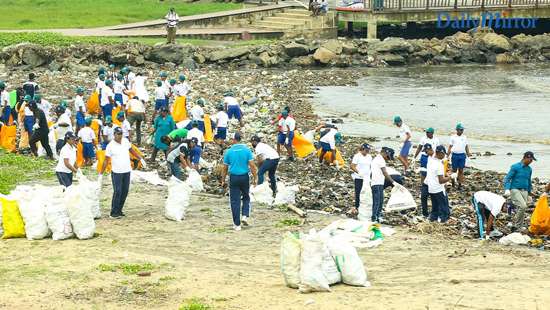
[99,127,146,219]
[55,132,79,187]
[151,107,175,161]
[221,132,257,231]
[28,101,53,159]
[503,151,537,230]
[425,145,451,223]
[370,147,397,223]
[393,116,412,173]
[165,8,179,44]
[251,135,279,196]
[413,128,440,217]
[447,123,472,190]
[350,143,372,216]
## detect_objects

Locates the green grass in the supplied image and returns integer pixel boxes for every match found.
[0,149,55,194]
[0,32,274,48]
[98,262,156,275]
[179,298,212,310]
[0,1,241,30]
[275,218,301,228]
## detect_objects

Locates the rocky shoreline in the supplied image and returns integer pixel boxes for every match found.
[3,30,550,70]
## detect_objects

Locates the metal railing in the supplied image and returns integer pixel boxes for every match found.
[351,0,550,11]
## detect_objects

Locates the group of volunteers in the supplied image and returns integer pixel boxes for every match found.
[1,69,547,237]
[347,115,543,239]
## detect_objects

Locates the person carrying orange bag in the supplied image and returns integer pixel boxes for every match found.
[87,90,100,115]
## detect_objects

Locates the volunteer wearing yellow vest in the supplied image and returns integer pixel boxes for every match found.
[99,126,147,219]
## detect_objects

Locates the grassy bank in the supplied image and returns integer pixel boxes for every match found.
[0,150,55,194]
[0,32,274,48]
[0,0,241,30]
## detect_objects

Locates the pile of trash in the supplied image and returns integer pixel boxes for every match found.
[0,175,101,241]
[250,182,300,207]
[280,219,395,293]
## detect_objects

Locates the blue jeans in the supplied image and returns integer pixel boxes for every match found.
[420,183,429,217]
[371,184,384,222]
[101,104,113,120]
[229,174,250,226]
[429,191,450,222]
[258,159,279,193]
[111,172,130,216]
[354,178,363,209]
[170,160,183,180]
[56,172,73,187]
[383,174,403,189]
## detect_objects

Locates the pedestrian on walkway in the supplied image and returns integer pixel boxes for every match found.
[370,147,397,223]
[99,127,146,219]
[29,101,53,159]
[447,123,471,190]
[165,8,179,44]
[55,132,79,187]
[393,116,412,173]
[251,135,279,196]
[425,145,451,222]
[221,132,257,231]
[503,151,536,230]
[350,143,372,215]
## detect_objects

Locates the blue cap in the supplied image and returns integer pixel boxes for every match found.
[436,145,447,154]
[423,143,433,151]
[232,132,242,141]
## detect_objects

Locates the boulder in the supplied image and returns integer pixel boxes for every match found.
[208,46,252,62]
[134,55,145,65]
[145,44,190,64]
[283,42,310,57]
[496,53,520,64]
[109,53,131,65]
[181,58,197,70]
[313,47,336,64]
[289,55,315,66]
[342,41,358,54]
[433,55,454,64]
[193,52,206,64]
[379,53,406,66]
[374,38,414,53]
[475,33,512,53]
[321,39,343,54]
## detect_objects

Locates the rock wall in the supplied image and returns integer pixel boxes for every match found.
[3,30,550,70]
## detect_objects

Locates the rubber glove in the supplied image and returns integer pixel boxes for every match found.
[504,189,511,197]
[140,158,147,169]
[450,173,458,181]
[32,123,39,130]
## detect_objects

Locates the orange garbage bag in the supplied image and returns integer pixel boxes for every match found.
[172,96,187,122]
[90,119,101,145]
[96,149,112,174]
[130,144,143,170]
[112,105,122,126]
[316,147,345,167]
[87,91,100,115]
[292,132,316,158]
[529,195,550,235]
[76,142,85,167]
[0,125,17,152]
[203,114,214,143]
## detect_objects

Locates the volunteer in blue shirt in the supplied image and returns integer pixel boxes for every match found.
[221,132,257,231]
[188,137,202,170]
[503,151,536,229]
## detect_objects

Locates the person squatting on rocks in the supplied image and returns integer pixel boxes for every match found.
[471,191,514,239]
[316,123,341,166]
[503,151,537,231]
[223,91,244,127]
[220,132,257,231]
[251,135,280,197]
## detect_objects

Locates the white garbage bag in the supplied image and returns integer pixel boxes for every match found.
[386,184,416,212]
[498,232,531,246]
[303,130,315,143]
[327,240,370,287]
[16,185,55,240]
[45,197,74,241]
[185,169,204,192]
[322,244,342,285]
[274,184,299,206]
[65,185,96,240]
[358,179,373,221]
[250,183,274,206]
[165,176,192,222]
[131,170,168,186]
[79,175,102,219]
[298,229,331,293]
[280,232,302,289]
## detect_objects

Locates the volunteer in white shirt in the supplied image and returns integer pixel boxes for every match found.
[224,91,243,127]
[350,143,373,215]
[165,8,179,44]
[74,87,87,131]
[99,126,146,219]
[113,74,127,106]
[78,118,97,166]
[0,82,10,125]
[101,80,115,121]
[393,116,412,173]
[55,131,79,187]
[317,124,338,165]
[447,123,472,189]
[370,147,398,223]
[22,95,35,135]
[115,111,132,142]
[190,98,206,132]
[425,145,451,222]
[277,110,296,161]
[126,96,145,146]
[472,191,512,239]
[34,94,52,121]
[53,105,73,154]
[101,116,114,150]
[251,135,280,195]
[187,121,205,147]
[174,74,191,97]
[213,103,229,144]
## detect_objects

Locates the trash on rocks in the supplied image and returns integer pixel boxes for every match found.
[165,176,192,222]
[499,232,531,246]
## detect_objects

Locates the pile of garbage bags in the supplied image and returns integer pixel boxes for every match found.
[281,219,396,293]
[164,168,205,222]
[0,176,101,241]
[250,183,300,207]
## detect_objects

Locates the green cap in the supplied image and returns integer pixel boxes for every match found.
[105,115,112,123]
[0,81,5,89]
[117,74,124,81]
[281,110,289,117]
[85,117,93,125]
[33,94,41,101]
[179,74,186,81]
[196,98,206,106]
[217,103,224,110]
[60,100,68,108]
[24,95,31,101]
[456,123,465,130]
[335,132,343,143]
[223,91,234,97]
[98,67,106,75]
[109,64,115,69]
[105,79,113,86]
[76,86,85,93]
[393,116,402,124]
[120,67,129,74]
[425,127,434,133]
[98,73,105,80]
[156,80,162,87]
[116,111,125,119]
[159,71,168,78]
[169,79,176,85]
